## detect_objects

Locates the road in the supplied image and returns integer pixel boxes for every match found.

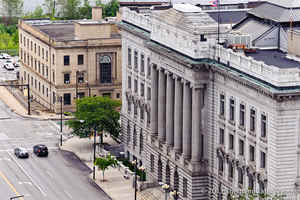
[0,100,110,200]
[0,58,19,83]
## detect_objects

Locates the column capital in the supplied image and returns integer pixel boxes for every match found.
[173,74,181,80]
[190,83,205,89]
[165,70,172,76]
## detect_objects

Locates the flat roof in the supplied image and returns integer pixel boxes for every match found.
[245,50,300,69]
[34,23,75,41]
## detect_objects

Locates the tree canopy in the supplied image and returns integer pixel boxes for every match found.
[66,96,121,138]
[96,0,119,18]
[95,154,117,181]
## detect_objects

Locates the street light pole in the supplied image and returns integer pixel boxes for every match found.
[93,128,96,180]
[134,159,137,200]
[75,71,78,99]
[60,96,63,146]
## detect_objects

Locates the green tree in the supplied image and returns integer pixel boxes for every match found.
[2,0,23,24]
[95,154,117,181]
[24,6,44,19]
[58,0,80,19]
[43,0,55,17]
[96,0,119,18]
[66,96,121,139]
[78,0,92,19]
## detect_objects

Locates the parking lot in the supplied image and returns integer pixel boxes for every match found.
[0,55,19,82]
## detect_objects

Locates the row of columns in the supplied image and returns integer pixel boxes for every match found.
[151,64,205,162]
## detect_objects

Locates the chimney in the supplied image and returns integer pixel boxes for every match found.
[92,7,102,21]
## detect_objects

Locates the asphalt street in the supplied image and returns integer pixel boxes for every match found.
[0,100,110,199]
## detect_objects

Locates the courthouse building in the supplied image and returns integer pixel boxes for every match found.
[18,7,122,113]
[120,1,300,199]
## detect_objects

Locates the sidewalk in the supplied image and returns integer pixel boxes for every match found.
[61,136,164,200]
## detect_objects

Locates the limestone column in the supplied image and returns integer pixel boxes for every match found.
[166,72,174,146]
[191,87,204,163]
[182,81,192,159]
[151,64,158,135]
[174,76,183,153]
[158,69,166,141]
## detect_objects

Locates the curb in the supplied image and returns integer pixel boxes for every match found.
[87,176,113,200]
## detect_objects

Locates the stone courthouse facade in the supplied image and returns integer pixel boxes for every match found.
[18,7,122,113]
[120,2,300,200]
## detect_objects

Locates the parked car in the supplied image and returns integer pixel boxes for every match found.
[0,53,11,59]
[13,62,20,68]
[3,60,14,70]
[14,147,29,158]
[33,144,48,157]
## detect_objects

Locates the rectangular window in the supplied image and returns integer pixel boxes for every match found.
[238,168,243,185]
[38,82,40,92]
[46,88,48,97]
[64,73,70,84]
[150,154,154,172]
[261,114,267,137]
[147,87,151,100]
[128,76,131,89]
[220,94,225,116]
[260,151,266,169]
[229,134,234,150]
[78,55,84,65]
[34,60,37,71]
[140,83,144,97]
[46,50,48,61]
[250,108,256,132]
[42,48,44,59]
[30,41,32,51]
[239,104,245,126]
[228,162,233,179]
[140,54,145,73]
[229,98,235,121]
[183,178,188,197]
[219,128,224,145]
[38,46,40,56]
[64,55,70,65]
[38,62,41,73]
[134,80,138,93]
[249,145,255,161]
[78,73,84,83]
[42,85,44,95]
[31,77,33,86]
[42,64,45,76]
[103,93,111,98]
[239,139,244,156]
[78,92,85,99]
[52,54,55,65]
[140,107,144,120]
[46,66,48,78]
[53,92,56,104]
[134,104,137,116]
[147,57,151,77]
[128,48,132,67]
[34,44,36,53]
[35,79,37,89]
[134,51,138,70]
[53,70,55,82]
[218,157,223,174]
[63,93,71,105]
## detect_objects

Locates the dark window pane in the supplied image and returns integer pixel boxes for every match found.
[78,55,84,65]
[63,93,71,105]
[64,55,70,66]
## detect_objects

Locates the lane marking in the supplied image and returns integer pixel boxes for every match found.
[0,170,24,200]
[7,150,47,196]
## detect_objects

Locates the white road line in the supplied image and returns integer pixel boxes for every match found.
[6,150,47,196]
[0,147,59,152]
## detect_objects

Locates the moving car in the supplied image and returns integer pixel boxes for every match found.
[3,60,15,70]
[33,144,48,157]
[0,53,11,59]
[14,147,29,158]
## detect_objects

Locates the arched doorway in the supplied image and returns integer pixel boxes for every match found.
[165,164,170,185]
[100,55,112,83]
[157,159,162,182]
[173,169,179,191]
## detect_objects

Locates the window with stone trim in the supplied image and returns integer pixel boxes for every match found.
[140,83,144,97]
[128,76,131,89]
[42,85,44,95]
[248,175,254,191]
[38,46,40,56]
[134,79,138,93]
[219,128,224,145]
[140,107,144,121]
[229,134,234,150]
[64,55,70,66]
[63,93,71,105]
[261,114,267,138]
[220,94,225,116]
[147,57,151,77]
[147,87,151,100]
[38,61,41,73]
[228,162,233,180]
[134,50,138,70]
[150,154,154,172]
[229,98,235,121]
[249,145,255,161]
[127,101,131,113]
[100,56,112,83]
[128,48,132,67]
[147,111,150,125]
[239,104,245,127]
[134,103,138,116]
[127,123,130,145]
[183,177,188,197]
[46,50,48,61]
[260,151,266,169]
[140,54,145,73]
[238,168,243,185]
[139,129,144,152]
[78,55,84,65]
[38,82,40,92]
[218,157,224,175]
[35,79,37,89]
[64,73,70,84]
[239,139,244,156]
[250,108,256,132]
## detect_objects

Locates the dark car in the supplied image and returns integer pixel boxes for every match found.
[14,147,29,158]
[33,144,48,157]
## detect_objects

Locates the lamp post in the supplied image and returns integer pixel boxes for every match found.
[85,80,91,97]
[162,184,170,200]
[59,96,63,146]
[132,159,138,200]
[75,71,79,99]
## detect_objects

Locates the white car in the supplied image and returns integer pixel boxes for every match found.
[4,60,14,70]
[0,53,11,59]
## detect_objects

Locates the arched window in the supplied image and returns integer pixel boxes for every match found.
[165,164,170,185]
[100,55,112,83]
[173,170,179,191]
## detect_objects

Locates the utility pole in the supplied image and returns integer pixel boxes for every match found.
[93,128,96,180]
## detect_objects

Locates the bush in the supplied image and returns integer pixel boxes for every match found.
[118,158,146,181]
